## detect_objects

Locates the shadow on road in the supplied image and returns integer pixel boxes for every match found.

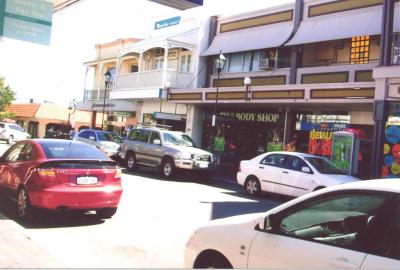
[200,201,277,220]
[0,195,105,229]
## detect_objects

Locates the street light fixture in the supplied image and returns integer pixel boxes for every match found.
[102,70,112,130]
[244,77,252,101]
[211,51,226,153]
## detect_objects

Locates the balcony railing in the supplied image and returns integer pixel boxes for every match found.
[83,89,111,101]
[114,69,194,90]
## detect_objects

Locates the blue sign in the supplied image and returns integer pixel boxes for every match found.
[385,125,400,144]
[155,16,181,30]
[0,0,53,45]
[300,121,349,131]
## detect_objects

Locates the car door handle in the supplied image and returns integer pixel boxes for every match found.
[282,171,289,174]
[258,167,264,169]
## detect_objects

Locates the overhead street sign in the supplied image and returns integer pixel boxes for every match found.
[0,0,53,45]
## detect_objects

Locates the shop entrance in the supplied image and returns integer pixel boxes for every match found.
[202,110,285,168]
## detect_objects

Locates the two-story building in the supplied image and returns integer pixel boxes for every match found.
[168,0,400,179]
[76,38,141,136]
[108,7,211,141]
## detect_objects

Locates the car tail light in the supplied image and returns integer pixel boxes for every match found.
[114,167,122,180]
[35,168,57,183]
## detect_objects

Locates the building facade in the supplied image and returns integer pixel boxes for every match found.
[77,38,141,136]
[168,0,400,179]
[6,103,98,138]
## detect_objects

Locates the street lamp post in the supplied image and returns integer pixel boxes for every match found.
[102,70,112,130]
[244,77,252,101]
[211,52,226,153]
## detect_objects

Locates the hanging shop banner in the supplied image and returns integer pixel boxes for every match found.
[331,132,354,173]
[382,125,400,178]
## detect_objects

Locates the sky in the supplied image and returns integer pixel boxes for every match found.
[0,0,294,107]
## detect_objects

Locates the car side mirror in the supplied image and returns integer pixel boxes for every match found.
[257,213,279,232]
[153,139,161,145]
[301,167,311,173]
[89,136,96,141]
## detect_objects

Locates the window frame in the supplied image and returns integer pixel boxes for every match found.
[266,189,397,256]
[149,131,161,144]
[260,154,287,168]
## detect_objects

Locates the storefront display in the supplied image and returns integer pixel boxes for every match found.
[202,110,285,163]
[382,116,400,178]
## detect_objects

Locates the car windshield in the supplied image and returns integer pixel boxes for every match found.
[305,157,346,175]
[96,131,122,143]
[163,132,196,147]
[40,140,108,159]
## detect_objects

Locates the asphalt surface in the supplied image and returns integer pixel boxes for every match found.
[0,142,289,268]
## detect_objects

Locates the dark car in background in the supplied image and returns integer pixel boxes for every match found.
[0,139,123,220]
[73,129,122,160]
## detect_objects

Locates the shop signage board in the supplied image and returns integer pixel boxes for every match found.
[0,0,53,45]
[154,16,181,30]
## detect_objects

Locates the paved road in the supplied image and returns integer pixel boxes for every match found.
[0,142,290,267]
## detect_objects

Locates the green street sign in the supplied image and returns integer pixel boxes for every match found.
[0,0,53,45]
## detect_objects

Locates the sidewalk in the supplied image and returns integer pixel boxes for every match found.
[0,213,64,268]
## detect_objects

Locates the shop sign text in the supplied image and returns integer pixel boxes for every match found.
[219,112,281,123]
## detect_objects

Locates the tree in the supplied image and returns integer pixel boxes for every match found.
[0,76,16,112]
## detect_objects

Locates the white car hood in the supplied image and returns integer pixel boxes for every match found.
[167,144,211,156]
[100,141,120,148]
[207,213,262,227]
[323,174,360,185]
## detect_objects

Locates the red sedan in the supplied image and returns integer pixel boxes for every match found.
[0,139,123,220]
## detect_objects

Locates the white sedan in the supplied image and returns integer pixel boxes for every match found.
[237,151,360,197]
[185,179,400,269]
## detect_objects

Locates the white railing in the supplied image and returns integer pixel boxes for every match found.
[114,69,195,90]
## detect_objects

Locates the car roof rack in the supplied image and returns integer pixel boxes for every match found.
[135,122,172,130]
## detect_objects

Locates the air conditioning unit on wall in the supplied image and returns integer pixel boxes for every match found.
[259,58,274,70]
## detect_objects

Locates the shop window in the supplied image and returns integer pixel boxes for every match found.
[350,36,370,64]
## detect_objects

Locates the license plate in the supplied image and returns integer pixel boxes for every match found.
[77,176,98,185]
[198,162,209,168]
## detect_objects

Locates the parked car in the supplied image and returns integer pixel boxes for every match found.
[119,126,217,178]
[0,122,30,144]
[185,179,400,269]
[237,151,360,197]
[0,139,123,220]
[73,129,122,160]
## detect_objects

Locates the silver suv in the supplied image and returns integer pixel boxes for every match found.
[119,127,217,178]
[0,122,30,144]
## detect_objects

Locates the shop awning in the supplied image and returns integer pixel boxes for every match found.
[286,5,400,45]
[201,23,293,56]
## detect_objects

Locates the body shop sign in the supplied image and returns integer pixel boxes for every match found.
[219,112,282,123]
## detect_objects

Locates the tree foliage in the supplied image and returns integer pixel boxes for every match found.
[0,76,16,112]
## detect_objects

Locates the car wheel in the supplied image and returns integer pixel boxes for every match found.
[160,157,175,179]
[7,135,14,145]
[17,188,33,220]
[96,207,117,219]
[194,253,232,269]
[245,177,261,196]
[126,153,137,172]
